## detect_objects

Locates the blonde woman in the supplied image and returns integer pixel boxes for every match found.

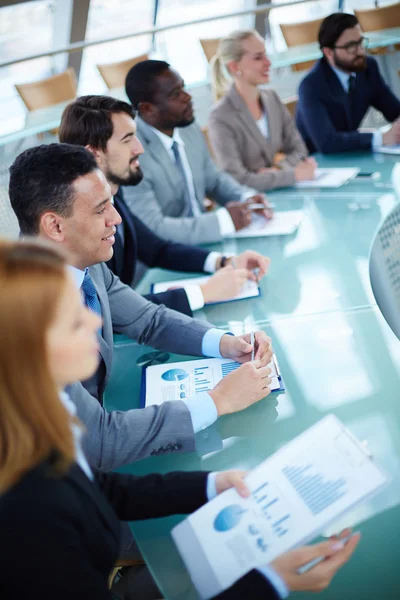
[209,30,317,191]
[0,239,359,599]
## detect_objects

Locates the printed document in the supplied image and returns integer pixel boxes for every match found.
[226,211,303,239]
[374,145,400,155]
[172,415,388,599]
[152,276,260,304]
[295,168,360,188]
[144,357,281,407]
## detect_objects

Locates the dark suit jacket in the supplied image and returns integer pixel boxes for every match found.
[0,460,278,600]
[296,56,400,154]
[106,188,210,316]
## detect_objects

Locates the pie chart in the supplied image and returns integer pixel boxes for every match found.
[161,368,189,382]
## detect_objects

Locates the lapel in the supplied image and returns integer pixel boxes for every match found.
[88,264,113,376]
[226,85,275,165]
[113,188,137,284]
[66,463,120,542]
[137,116,184,195]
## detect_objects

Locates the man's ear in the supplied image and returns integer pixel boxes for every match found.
[40,212,65,243]
[138,101,156,118]
[86,144,102,161]
[322,47,333,62]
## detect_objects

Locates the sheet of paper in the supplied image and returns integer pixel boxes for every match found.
[374,145,400,155]
[295,168,360,188]
[226,210,303,239]
[152,275,260,303]
[144,357,280,407]
[173,415,388,599]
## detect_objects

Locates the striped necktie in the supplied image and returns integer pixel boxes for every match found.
[81,270,102,318]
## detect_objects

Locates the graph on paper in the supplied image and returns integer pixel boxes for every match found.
[282,465,347,515]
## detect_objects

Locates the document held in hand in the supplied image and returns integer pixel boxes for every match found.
[172,415,388,599]
[141,356,284,408]
[151,276,260,305]
[374,145,400,155]
[295,168,360,188]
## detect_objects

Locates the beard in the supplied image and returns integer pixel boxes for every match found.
[174,114,195,128]
[333,53,367,73]
[106,165,144,187]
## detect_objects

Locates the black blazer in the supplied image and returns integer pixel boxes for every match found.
[296,56,400,154]
[0,460,278,599]
[107,188,210,316]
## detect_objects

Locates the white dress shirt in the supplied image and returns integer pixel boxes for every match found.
[255,112,270,139]
[59,391,93,480]
[330,64,382,148]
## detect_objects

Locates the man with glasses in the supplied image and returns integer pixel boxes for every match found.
[296,12,400,154]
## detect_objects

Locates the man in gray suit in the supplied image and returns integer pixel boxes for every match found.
[9,143,273,472]
[123,60,272,244]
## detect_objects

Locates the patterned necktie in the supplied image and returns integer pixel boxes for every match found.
[81,270,102,318]
[171,140,194,216]
[348,75,357,125]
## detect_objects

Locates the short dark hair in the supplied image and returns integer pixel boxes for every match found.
[59,95,135,151]
[319,13,359,49]
[125,59,170,110]
[9,143,98,235]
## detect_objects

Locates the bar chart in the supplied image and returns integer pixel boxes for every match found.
[252,481,293,539]
[221,361,241,377]
[282,464,347,515]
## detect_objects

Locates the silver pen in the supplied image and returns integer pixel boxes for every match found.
[250,331,255,361]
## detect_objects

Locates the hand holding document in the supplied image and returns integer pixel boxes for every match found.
[173,415,387,599]
[152,272,260,306]
[295,168,360,188]
[226,211,303,238]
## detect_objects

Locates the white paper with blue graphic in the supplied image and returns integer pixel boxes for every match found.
[144,357,280,407]
[172,415,388,599]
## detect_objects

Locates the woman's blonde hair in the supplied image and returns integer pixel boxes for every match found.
[0,238,76,493]
[210,29,261,101]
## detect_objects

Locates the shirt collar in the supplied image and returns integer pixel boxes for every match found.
[148,124,184,151]
[329,63,356,92]
[68,265,86,289]
[59,390,77,417]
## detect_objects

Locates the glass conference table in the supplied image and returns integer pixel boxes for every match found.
[104,153,400,599]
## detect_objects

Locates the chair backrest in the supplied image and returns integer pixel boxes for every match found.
[280,18,324,71]
[15,67,77,111]
[0,168,19,239]
[97,54,149,89]
[355,3,400,31]
[369,200,400,341]
[283,95,298,118]
[200,38,220,63]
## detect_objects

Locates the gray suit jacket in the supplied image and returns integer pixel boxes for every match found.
[123,116,252,244]
[208,85,308,192]
[67,262,213,471]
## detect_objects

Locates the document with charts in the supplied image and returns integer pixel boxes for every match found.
[151,275,260,305]
[295,168,360,188]
[141,356,283,408]
[172,415,388,599]
[374,145,400,155]
[226,211,303,239]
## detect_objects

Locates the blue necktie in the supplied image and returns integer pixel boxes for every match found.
[81,270,102,323]
[171,140,194,216]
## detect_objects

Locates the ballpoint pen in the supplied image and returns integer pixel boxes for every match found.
[250,331,255,361]
[246,203,276,210]
[297,533,355,575]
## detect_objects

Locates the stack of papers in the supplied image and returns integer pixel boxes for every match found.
[152,275,260,305]
[141,356,283,408]
[374,145,400,155]
[295,168,360,188]
[226,210,303,239]
[172,415,388,599]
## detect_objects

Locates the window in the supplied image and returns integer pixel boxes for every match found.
[155,0,255,85]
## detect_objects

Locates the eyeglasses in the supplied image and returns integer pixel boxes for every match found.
[333,37,369,55]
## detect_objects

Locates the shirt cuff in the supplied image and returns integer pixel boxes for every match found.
[203,251,221,273]
[206,472,218,500]
[184,284,205,311]
[372,130,383,149]
[257,566,289,599]
[202,328,230,357]
[216,207,236,237]
[182,392,218,433]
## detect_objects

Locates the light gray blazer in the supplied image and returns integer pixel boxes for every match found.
[67,262,212,471]
[208,85,308,192]
[122,116,253,245]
